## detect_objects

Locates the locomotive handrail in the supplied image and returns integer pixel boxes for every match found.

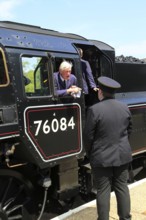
[0,47,10,87]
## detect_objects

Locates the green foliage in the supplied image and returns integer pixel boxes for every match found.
[24,70,34,93]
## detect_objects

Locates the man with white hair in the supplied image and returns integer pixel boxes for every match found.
[54,60,81,97]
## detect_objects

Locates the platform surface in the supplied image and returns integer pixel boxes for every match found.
[51,178,146,220]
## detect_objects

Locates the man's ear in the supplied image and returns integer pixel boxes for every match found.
[98,88,104,100]
[98,88,102,94]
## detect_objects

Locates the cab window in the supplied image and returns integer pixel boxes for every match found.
[22,56,51,96]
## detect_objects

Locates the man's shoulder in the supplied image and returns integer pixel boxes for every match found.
[54,72,59,76]
[89,102,100,110]
[54,72,60,81]
[109,99,130,112]
[91,100,112,110]
[114,99,128,107]
[81,59,89,64]
[70,74,77,79]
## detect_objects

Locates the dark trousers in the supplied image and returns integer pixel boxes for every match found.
[92,164,131,220]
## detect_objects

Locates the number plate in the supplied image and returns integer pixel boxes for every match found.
[24,104,82,162]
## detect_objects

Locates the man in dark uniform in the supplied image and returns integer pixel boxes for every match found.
[84,76,132,220]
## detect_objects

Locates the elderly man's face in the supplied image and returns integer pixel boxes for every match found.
[60,68,71,80]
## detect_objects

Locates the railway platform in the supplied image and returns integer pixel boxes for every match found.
[51,178,146,220]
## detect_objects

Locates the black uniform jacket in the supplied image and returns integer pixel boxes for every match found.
[84,98,132,168]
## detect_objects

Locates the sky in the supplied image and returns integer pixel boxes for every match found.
[0,0,146,59]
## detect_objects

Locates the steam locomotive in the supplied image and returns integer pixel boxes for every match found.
[0,21,146,219]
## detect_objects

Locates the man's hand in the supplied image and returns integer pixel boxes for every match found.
[67,86,82,94]
[93,87,99,92]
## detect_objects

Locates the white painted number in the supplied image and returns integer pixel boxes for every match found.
[43,120,50,134]
[52,119,59,132]
[60,117,67,131]
[68,117,75,129]
[34,120,42,136]
[34,117,75,136]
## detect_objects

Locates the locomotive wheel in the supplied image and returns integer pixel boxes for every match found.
[0,169,36,220]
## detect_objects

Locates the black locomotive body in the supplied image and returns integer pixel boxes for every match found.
[115,57,146,161]
[0,21,145,219]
